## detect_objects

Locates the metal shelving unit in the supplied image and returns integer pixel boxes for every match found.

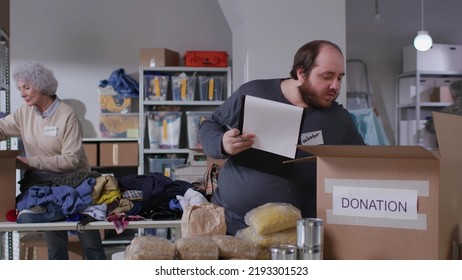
[138,66,232,175]
[396,70,462,148]
[0,27,10,149]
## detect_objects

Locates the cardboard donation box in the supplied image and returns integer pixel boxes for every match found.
[294,112,462,259]
[140,48,180,67]
[0,150,20,222]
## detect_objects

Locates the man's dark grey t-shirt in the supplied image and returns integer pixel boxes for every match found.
[199,79,365,235]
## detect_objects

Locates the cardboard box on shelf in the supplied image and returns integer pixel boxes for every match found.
[431,86,454,103]
[100,142,138,167]
[82,143,98,167]
[0,150,20,222]
[289,112,462,259]
[140,48,180,67]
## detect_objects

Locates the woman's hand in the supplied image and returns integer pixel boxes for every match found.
[222,128,255,155]
[16,155,30,169]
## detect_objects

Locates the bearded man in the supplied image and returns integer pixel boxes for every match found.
[199,40,365,235]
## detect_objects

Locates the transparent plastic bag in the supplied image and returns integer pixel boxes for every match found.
[212,235,258,259]
[235,226,297,248]
[244,202,301,234]
[124,235,175,260]
[175,236,219,260]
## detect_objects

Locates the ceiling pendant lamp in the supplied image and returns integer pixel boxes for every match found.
[414,0,432,52]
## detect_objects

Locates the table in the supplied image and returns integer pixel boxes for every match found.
[0,220,181,260]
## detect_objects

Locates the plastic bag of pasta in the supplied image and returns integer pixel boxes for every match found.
[212,235,258,259]
[124,235,175,260]
[235,226,297,248]
[244,202,301,234]
[175,236,219,260]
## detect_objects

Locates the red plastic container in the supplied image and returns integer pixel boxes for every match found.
[184,51,228,67]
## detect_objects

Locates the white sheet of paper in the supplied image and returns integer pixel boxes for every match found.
[242,95,303,159]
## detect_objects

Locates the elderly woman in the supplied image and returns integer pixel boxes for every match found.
[425,80,462,133]
[0,62,106,260]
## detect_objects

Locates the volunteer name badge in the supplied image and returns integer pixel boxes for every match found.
[44,126,57,136]
[300,130,324,145]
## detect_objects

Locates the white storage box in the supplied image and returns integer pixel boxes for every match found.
[403,44,462,73]
[434,76,460,87]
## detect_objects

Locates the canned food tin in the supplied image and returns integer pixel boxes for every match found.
[298,246,323,260]
[297,218,323,248]
[270,245,298,260]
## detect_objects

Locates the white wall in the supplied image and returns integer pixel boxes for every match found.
[10,0,231,137]
[11,0,348,138]
[219,0,347,105]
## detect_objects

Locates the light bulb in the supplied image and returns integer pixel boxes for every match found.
[414,30,433,52]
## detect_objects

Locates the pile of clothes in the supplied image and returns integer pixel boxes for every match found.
[15,170,208,233]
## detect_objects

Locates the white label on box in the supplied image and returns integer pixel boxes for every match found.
[332,186,418,220]
[324,178,428,230]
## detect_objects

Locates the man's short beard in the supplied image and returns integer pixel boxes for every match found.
[298,82,335,109]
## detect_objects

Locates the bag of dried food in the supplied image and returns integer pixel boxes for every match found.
[181,203,226,238]
[244,202,301,234]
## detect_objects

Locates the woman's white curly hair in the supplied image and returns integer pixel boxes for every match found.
[13,62,58,96]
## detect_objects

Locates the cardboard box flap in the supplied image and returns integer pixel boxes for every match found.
[433,111,462,159]
[0,150,21,159]
[295,145,438,160]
